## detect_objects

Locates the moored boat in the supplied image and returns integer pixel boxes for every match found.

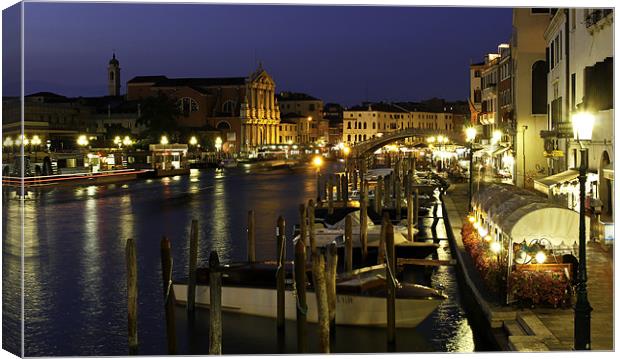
[173,262,446,328]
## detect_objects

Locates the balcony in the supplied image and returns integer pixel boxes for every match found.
[585,9,613,33]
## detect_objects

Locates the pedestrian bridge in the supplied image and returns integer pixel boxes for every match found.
[350,128,464,158]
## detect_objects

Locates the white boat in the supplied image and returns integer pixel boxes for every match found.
[174,263,446,328]
[295,210,437,257]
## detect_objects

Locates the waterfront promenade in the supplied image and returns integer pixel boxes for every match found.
[444,182,614,351]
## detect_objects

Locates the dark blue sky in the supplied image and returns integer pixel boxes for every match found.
[11,2,512,106]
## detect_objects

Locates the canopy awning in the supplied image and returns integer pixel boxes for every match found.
[492,146,511,156]
[533,170,579,195]
[473,183,586,248]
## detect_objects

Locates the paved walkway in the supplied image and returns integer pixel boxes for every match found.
[444,182,614,351]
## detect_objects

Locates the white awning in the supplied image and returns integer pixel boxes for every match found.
[492,146,511,156]
[473,183,586,248]
[533,170,579,196]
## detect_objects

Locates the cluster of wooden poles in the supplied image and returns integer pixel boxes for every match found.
[122,152,420,355]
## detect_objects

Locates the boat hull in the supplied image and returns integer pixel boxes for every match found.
[173,283,442,328]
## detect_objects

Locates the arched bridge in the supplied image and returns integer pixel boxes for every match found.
[350,128,464,158]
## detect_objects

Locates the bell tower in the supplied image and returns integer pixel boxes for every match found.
[108,53,121,96]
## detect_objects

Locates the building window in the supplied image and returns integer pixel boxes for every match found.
[372,122,376,129]
[363,122,367,129]
[178,97,199,116]
[532,60,548,114]
[222,100,235,114]
[309,103,315,111]
[347,134,351,142]
[347,122,352,129]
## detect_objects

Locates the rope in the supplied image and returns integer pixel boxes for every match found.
[292,278,308,315]
[383,242,402,289]
[275,229,286,278]
[164,257,174,303]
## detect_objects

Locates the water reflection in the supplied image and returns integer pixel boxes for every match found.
[3,165,476,355]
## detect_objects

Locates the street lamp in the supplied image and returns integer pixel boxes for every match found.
[571,111,594,350]
[77,135,89,147]
[215,136,223,152]
[114,136,122,149]
[160,135,169,146]
[122,136,133,147]
[491,130,502,145]
[31,135,41,162]
[465,127,477,212]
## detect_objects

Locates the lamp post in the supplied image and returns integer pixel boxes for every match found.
[160,135,169,170]
[465,127,477,212]
[77,135,90,172]
[572,112,594,350]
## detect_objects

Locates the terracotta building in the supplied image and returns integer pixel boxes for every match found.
[126,64,281,153]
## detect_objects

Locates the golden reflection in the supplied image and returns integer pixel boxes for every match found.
[210,173,231,259]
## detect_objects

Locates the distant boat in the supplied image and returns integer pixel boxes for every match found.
[218,158,238,168]
[174,262,446,328]
[293,210,438,260]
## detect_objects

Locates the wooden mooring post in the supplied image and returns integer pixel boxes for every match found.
[407,170,414,242]
[395,175,402,221]
[247,210,256,262]
[345,214,353,272]
[316,172,322,203]
[360,179,369,262]
[276,216,286,334]
[327,243,338,337]
[308,199,316,256]
[126,238,138,354]
[312,252,330,353]
[160,237,177,355]
[209,251,222,355]
[384,174,391,209]
[336,174,342,202]
[414,188,419,228]
[294,232,308,353]
[328,176,334,215]
[375,176,383,213]
[187,219,199,313]
[341,172,348,203]
[385,223,396,348]
[378,212,389,264]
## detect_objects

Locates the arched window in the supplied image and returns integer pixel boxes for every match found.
[109,71,114,81]
[363,122,367,129]
[216,121,231,131]
[347,134,351,142]
[372,122,376,130]
[347,122,352,129]
[532,60,548,114]
[222,100,235,115]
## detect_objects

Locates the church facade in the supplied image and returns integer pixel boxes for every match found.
[126,63,281,154]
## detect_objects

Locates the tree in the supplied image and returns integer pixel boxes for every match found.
[136,92,181,142]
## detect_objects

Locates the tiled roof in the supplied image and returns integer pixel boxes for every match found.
[277,91,319,101]
[127,76,168,84]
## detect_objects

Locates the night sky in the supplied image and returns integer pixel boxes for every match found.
[6,2,513,106]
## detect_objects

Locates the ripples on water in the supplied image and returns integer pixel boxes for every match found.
[2,165,475,355]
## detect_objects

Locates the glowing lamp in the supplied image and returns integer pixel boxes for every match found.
[312,155,323,168]
[465,127,477,142]
[484,235,492,242]
[571,112,594,141]
[468,216,476,223]
[490,241,501,254]
[535,251,547,264]
[160,135,169,145]
[189,136,198,146]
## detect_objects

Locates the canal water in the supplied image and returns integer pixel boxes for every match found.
[2,163,481,356]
